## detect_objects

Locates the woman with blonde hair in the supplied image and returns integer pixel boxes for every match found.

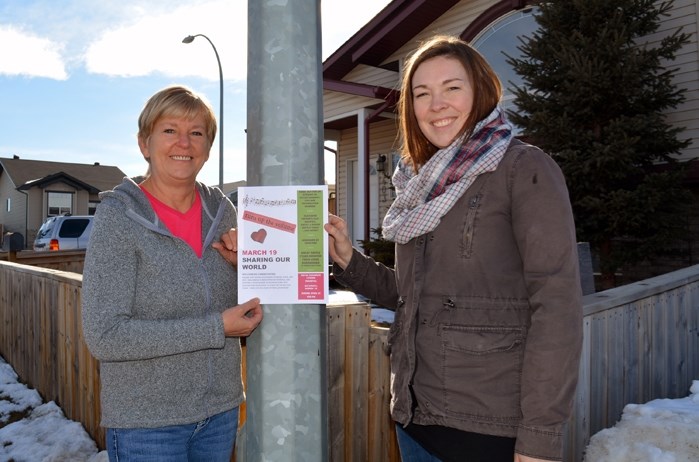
[83,85,262,461]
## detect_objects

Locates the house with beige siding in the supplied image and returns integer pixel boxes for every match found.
[323,0,699,247]
[0,156,125,248]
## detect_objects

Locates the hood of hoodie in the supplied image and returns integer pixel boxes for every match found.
[99,177,231,245]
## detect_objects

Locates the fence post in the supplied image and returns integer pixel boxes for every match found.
[578,242,595,295]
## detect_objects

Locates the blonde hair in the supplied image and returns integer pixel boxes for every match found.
[398,35,502,171]
[137,85,217,145]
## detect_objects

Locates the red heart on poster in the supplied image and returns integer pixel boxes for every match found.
[251,229,267,243]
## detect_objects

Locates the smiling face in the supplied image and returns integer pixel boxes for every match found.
[138,113,211,185]
[411,55,474,149]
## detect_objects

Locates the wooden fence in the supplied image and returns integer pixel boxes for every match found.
[1,258,699,461]
[1,250,86,274]
[326,303,399,462]
[0,260,101,445]
[0,260,397,461]
[566,264,699,461]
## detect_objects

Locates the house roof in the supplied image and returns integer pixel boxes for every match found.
[0,157,126,193]
[321,0,532,91]
[321,0,533,131]
[322,0,461,81]
[322,0,460,130]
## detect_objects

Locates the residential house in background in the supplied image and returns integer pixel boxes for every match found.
[322,0,699,247]
[0,156,126,248]
[220,180,247,207]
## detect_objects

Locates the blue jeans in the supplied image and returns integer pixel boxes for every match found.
[106,408,239,462]
[395,424,442,462]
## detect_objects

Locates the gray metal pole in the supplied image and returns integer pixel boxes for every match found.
[240,1,327,461]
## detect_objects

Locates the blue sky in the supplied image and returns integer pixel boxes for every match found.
[0,0,391,187]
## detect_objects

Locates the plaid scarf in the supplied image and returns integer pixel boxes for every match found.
[382,106,513,244]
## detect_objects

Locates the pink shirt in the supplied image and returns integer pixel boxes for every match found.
[141,187,203,258]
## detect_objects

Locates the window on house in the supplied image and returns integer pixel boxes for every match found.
[47,192,73,216]
[471,7,539,130]
[5,198,9,212]
[88,201,99,215]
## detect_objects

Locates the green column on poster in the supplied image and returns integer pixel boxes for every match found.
[297,190,324,301]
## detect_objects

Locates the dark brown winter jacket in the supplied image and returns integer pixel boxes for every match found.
[334,140,583,461]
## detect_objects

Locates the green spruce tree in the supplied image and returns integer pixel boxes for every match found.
[507,0,692,289]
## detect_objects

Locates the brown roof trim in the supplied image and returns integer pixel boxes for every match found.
[323,78,397,100]
[322,0,539,128]
[17,171,99,193]
[461,0,537,41]
[322,0,460,81]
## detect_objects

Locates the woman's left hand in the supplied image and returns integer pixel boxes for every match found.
[324,214,354,270]
[222,298,263,337]
[515,454,551,462]
[213,228,238,265]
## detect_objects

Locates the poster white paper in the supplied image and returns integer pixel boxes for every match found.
[236,185,329,304]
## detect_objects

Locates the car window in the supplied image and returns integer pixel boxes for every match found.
[36,219,56,239]
[58,219,90,238]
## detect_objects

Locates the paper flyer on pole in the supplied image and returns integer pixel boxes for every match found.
[236,185,329,304]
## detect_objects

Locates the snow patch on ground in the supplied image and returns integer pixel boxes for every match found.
[584,380,699,462]
[0,356,107,462]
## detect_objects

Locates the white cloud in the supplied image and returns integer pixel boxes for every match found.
[84,0,247,81]
[0,0,391,82]
[0,25,67,79]
[83,0,389,82]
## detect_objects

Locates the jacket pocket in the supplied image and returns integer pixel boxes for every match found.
[439,325,523,423]
[442,325,522,354]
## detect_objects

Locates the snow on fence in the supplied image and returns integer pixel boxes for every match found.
[1,259,698,462]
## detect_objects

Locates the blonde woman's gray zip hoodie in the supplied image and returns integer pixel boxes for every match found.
[81,177,242,429]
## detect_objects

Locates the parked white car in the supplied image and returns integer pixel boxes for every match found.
[33,215,94,251]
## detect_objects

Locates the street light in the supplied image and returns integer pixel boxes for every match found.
[182,34,224,189]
